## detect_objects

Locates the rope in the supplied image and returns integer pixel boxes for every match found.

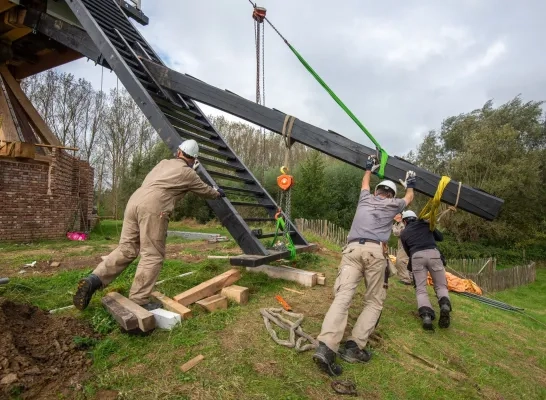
[260,308,318,352]
[281,114,295,170]
[419,176,463,231]
[249,5,389,178]
[331,381,358,396]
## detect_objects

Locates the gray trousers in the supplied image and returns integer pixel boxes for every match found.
[412,249,449,309]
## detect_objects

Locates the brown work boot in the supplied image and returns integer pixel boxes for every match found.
[312,342,343,376]
[73,274,103,310]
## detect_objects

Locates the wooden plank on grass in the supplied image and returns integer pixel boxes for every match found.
[221,285,249,305]
[196,294,228,312]
[101,295,139,331]
[151,291,192,319]
[103,292,155,332]
[247,265,317,287]
[180,354,204,373]
[173,268,241,306]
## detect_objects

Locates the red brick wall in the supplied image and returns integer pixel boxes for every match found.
[0,149,95,242]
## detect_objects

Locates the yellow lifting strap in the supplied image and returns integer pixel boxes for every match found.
[419,176,462,231]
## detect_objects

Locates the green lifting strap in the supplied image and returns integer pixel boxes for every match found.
[285,42,389,178]
[270,215,296,260]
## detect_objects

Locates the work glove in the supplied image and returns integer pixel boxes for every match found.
[215,187,226,198]
[192,160,200,171]
[365,155,380,173]
[399,170,416,189]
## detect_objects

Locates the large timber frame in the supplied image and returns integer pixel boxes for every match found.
[0,0,504,267]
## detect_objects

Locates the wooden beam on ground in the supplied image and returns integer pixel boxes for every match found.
[196,294,228,312]
[101,295,139,331]
[0,65,62,146]
[247,265,318,287]
[151,291,192,319]
[103,292,155,332]
[142,59,504,221]
[173,269,241,306]
[180,355,204,373]
[221,285,249,305]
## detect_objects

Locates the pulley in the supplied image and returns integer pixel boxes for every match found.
[252,6,267,23]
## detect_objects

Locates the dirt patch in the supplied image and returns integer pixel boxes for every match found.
[0,298,99,399]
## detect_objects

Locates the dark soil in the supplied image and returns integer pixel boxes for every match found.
[0,298,99,399]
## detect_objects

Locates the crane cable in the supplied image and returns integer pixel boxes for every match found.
[246,0,388,178]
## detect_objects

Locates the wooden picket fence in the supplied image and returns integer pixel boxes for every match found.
[295,218,537,292]
[464,263,536,292]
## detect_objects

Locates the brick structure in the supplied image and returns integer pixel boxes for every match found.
[0,149,95,242]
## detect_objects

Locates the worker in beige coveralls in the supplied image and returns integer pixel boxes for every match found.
[73,140,224,311]
[312,155,416,376]
[392,214,413,285]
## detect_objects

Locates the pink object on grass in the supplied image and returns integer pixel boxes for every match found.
[66,231,89,241]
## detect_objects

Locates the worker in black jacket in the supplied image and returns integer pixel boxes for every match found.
[400,210,452,330]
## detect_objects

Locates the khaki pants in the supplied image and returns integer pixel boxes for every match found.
[93,202,169,305]
[395,249,412,283]
[412,249,450,309]
[317,242,388,352]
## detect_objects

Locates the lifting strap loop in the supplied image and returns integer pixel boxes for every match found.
[419,176,463,231]
[282,114,296,170]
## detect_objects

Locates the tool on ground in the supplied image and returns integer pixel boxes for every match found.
[260,307,318,352]
[49,304,75,314]
[331,380,358,396]
[275,294,292,311]
[0,277,9,285]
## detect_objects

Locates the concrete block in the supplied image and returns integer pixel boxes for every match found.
[149,308,181,330]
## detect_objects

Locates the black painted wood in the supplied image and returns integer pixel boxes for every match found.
[141,59,504,221]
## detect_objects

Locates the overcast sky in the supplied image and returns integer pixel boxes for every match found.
[58,0,546,156]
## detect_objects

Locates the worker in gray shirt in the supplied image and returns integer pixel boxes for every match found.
[312,155,416,376]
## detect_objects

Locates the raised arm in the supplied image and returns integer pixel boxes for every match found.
[402,171,416,206]
[362,155,378,191]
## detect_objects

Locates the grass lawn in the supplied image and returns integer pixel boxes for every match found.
[1,221,545,399]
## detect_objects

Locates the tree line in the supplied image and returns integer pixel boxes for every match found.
[23,70,546,258]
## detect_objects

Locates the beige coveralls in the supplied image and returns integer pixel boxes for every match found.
[392,222,413,284]
[92,159,219,304]
[317,189,406,352]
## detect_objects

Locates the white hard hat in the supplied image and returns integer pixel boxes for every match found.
[178,139,199,158]
[402,210,417,220]
[375,180,397,196]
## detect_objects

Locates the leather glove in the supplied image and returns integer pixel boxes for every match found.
[400,170,416,189]
[365,155,380,173]
[215,187,226,198]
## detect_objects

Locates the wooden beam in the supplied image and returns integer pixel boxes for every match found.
[101,295,139,331]
[0,0,15,14]
[12,48,83,80]
[220,285,249,305]
[247,265,317,287]
[0,65,62,146]
[141,59,504,221]
[103,292,155,332]
[150,291,192,319]
[196,294,228,312]
[173,269,241,306]
[0,78,19,142]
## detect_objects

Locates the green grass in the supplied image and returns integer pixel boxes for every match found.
[1,224,546,399]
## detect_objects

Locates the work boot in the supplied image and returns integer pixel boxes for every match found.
[312,342,343,376]
[418,306,435,331]
[438,297,452,329]
[140,302,162,311]
[339,340,372,363]
[73,274,103,310]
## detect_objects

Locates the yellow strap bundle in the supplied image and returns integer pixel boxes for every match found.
[419,176,452,231]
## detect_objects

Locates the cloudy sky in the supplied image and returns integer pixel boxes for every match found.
[58,0,546,156]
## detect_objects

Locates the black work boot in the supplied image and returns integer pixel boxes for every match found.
[312,342,343,376]
[418,306,435,331]
[339,340,372,363]
[73,274,103,310]
[141,302,162,311]
[438,297,452,329]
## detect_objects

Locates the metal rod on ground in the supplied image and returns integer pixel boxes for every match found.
[49,305,75,314]
[455,292,523,311]
[0,278,9,285]
[155,271,195,286]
